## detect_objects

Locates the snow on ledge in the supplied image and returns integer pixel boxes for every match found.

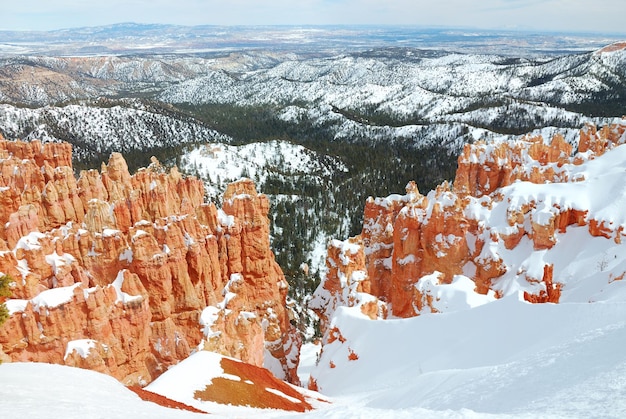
[200,305,221,337]
[5,299,28,315]
[265,387,303,404]
[217,209,235,228]
[64,339,97,361]
[14,231,46,251]
[111,270,143,304]
[31,283,82,313]
[118,247,133,263]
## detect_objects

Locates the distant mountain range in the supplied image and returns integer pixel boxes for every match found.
[1,23,624,56]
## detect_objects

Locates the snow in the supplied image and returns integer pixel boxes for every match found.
[443,140,626,301]
[199,305,221,337]
[180,139,347,201]
[5,299,28,315]
[4,295,626,418]
[265,387,304,404]
[45,252,76,275]
[297,342,321,387]
[29,283,81,313]
[111,270,144,304]
[145,351,224,406]
[145,351,307,417]
[217,209,235,228]
[414,273,497,313]
[310,297,626,417]
[14,231,46,251]
[119,247,133,262]
[132,229,148,241]
[64,339,97,361]
[0,362,203,418]
[102,228,121,237]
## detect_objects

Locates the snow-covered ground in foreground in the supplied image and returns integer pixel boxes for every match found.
[0,362,201,418]
[311,297,626,418]
[3,293,626,418]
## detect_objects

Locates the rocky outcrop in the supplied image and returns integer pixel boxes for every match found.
[312,121,626,335]
[309,237,381,330]
[200,180,301,384]
[0,138,299,385]
[452,133,573,198]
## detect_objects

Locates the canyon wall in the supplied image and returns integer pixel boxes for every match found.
[0,136,300,385]
[311,122,626,335]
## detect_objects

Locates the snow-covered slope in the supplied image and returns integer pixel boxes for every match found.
[309,298,626,417]
[158,49,617,110]
[0,102,231,165]
[159,46,625,131]
[0,53,288,105]
[3,298,626,418]
[0,362,205,418]
[2,45,624,148]
[179,140,346,199]
[145,351,322,415]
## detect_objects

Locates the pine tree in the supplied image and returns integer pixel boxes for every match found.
[0,274,12,328]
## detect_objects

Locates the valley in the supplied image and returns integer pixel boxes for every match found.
[2,37,625,336]
[1,24,626,418]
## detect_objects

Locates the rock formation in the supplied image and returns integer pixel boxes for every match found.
[0,137,300,385]
[311,121,626,335]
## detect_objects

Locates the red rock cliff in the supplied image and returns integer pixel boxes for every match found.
[0,139,300,385]
[312,122,626,335]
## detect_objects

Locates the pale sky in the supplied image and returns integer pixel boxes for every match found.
[1,0,625,34]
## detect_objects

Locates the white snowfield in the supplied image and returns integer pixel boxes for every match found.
[311,298,626,418]
[3,296,626,418]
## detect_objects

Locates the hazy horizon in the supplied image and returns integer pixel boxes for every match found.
[2,0,625,35]
[1,22,626,37]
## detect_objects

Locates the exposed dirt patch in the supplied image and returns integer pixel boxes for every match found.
[128,385,208,414]
[597,42,626,54]
[193,357,313,412]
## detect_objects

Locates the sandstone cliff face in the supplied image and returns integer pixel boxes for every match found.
[312,122,626,335]
[0,138,299,385]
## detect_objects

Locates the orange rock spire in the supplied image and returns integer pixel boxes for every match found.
[0,139,300,385]
[312,122,626,335]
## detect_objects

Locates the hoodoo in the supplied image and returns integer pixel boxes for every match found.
[311,121,626,334]
[0,138,300,385]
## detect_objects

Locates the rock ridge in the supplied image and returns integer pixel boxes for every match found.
[0,136,300,385]
[311,121,626,336]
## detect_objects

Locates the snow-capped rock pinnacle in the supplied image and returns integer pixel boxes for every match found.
[312,120,626,336]
[0,139,300,385]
